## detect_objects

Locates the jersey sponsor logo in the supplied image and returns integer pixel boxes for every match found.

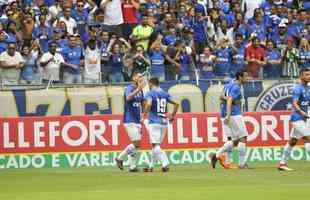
[254,82,294,111]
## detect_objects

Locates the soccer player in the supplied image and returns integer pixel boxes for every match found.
[210,69,250,169]
[142,77,179,172]
[115,72,145,172]
[278,68,310,171]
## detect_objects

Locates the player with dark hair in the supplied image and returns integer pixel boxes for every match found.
[278,68,310,171]
[210,69,251,169]
[115,72,145,172]
[142,77,179,172]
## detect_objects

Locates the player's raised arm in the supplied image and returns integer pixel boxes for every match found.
[126,73,144,101]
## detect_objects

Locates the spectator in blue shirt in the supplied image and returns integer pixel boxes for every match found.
[231,33,247,75]
[298,38,310,69]
[149,34,166,81]
[20,42,41,84]
[247,9,267,41]
[32,14,53,52]
[214,37,232,77]
[108,42,125,83]
[264,40,282,78]
[0,29,7,53]
[176,44,192,81]
[61,35,84,84]
[190,7,207,54]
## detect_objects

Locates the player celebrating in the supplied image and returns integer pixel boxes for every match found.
[210,69,250,169]
[115,72,145,172]
[142,77,179,172]
[278,68,310,171]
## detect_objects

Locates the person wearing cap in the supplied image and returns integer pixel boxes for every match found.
[245,36,266,78]
[0,42,24,85]
[39,41,65,84]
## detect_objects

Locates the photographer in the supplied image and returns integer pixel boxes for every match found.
[132,44,150,74]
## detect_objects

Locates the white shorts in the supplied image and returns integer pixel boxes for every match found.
[221,115,248,141]
[148,124,167,144]
[124,123,142,141]
[290,120,310,139]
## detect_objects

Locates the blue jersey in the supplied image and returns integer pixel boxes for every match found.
[220,80,243,118]
[61,45,83,74]
[123,84,144,124]
[145,87,172,125]
[214,48,231,77]
[291,84,310,122]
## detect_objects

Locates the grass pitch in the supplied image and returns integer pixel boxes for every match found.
[1,161,309,200]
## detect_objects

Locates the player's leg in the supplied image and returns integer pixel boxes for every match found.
[210,119,233,169]
[304,140,310,161]
[278,121,304,171]
[231,115,250,169]
[116,123,141,171]
[278,138,297,171]
[236,136,249,169]
[144,124,169,172]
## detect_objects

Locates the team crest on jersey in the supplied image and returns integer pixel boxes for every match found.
[254,82,294,111]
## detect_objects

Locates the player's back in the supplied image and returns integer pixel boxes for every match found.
[124,84,144,124]
[146,87,171,125]
[291,83,310,122]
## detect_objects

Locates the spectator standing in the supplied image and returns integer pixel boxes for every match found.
[298,38,310,69]
[231,33,247,75]
[281,37,299,78]
[0,42,24,85]
[245,37,266,78]
[132,44,150,74]
[32,14,53,52]
[61,35,84,84]
[149,34,166,81]
[101,0,124,36]
[131,15,153,50]
[264,40,282,79]
[57,7,77,35]
[198,46,216,79]
[108,42,125,83]
[83,39,101,84]
[20,42,40,84]
[40,42,65,84]
[214,38,232,77]
[121,0,139,40]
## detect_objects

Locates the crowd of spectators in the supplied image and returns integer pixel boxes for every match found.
[0,0,309,85]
